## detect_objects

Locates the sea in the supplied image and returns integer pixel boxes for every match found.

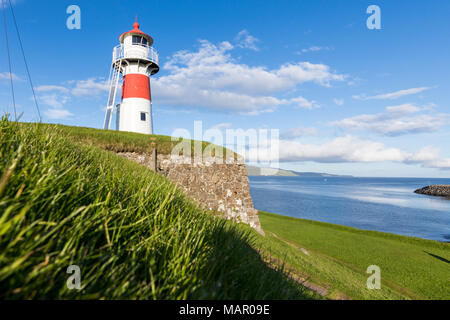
[248,176,450,242]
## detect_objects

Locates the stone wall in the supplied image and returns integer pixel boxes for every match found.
[117,151,263,234]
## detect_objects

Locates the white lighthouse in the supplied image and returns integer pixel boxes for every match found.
[103,19,159,134]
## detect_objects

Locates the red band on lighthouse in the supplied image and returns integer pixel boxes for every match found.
[122,74,151,100]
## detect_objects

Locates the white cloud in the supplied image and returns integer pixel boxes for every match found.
[36,85,70,93]
[36,78,109,120]
[281,127,318,140]
[36,35,344,116]
[404,146,450,169]
[40,91,73,120]
[39,94,70,109]
[70,78,109,97]
[0,0,21,10]
[0,72,21,81]
[277,136,407,163]
[332,104,448,136]
[290,96,319,109]
[235,30,259,51]
[211,122,232,130]
[247,135,450,169]
[297,46,332,54]
[385,104,421,114]
[333,98,344,106]
[353,87,430,100]
[153,38,345,114]
[37,78,109,99]
[37,87,72,119]
[154,86,314,115]
[276,62,346,87]
[44,108,73,120]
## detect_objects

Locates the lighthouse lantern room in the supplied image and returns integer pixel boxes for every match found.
[103,19,159,134]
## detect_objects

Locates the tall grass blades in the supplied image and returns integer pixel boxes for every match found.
[0,117,309,300]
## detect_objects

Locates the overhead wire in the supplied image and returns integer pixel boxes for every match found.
[1,0,17,121]
[7,0,41,121]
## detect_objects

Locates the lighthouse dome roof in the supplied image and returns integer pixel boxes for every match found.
[119,20,153,46]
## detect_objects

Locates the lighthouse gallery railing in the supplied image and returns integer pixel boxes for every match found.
[112,44,159,66]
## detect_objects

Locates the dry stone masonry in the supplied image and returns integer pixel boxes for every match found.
[118,151,264,235]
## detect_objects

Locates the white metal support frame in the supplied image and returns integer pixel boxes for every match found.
[103,60,121,130]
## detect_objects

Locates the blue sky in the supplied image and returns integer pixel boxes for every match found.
[1,0,450,177]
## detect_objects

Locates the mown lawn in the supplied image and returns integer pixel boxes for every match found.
[254,211,450,300]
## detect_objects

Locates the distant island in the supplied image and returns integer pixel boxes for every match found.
[414,185,450,198]
[246,165,353,178]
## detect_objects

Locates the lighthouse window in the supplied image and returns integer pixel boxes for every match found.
[140,112,146,121]
[132,35,148,46]
[132,35,142,45]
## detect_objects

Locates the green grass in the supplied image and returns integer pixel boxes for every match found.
[253,211,450,300]
[23,123,234,158]
[0,118,312,299]
[4,118,446,300]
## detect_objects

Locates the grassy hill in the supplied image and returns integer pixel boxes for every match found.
[31,122,231,157]
[254,211,450,300]
[0,118,312,299]
[2,118,448,300]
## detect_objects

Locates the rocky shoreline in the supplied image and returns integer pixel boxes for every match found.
[414,185,450,198]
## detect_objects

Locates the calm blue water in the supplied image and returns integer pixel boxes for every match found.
[248,176,450,242]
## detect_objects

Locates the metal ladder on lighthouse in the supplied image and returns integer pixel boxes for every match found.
[103,60,121,130]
